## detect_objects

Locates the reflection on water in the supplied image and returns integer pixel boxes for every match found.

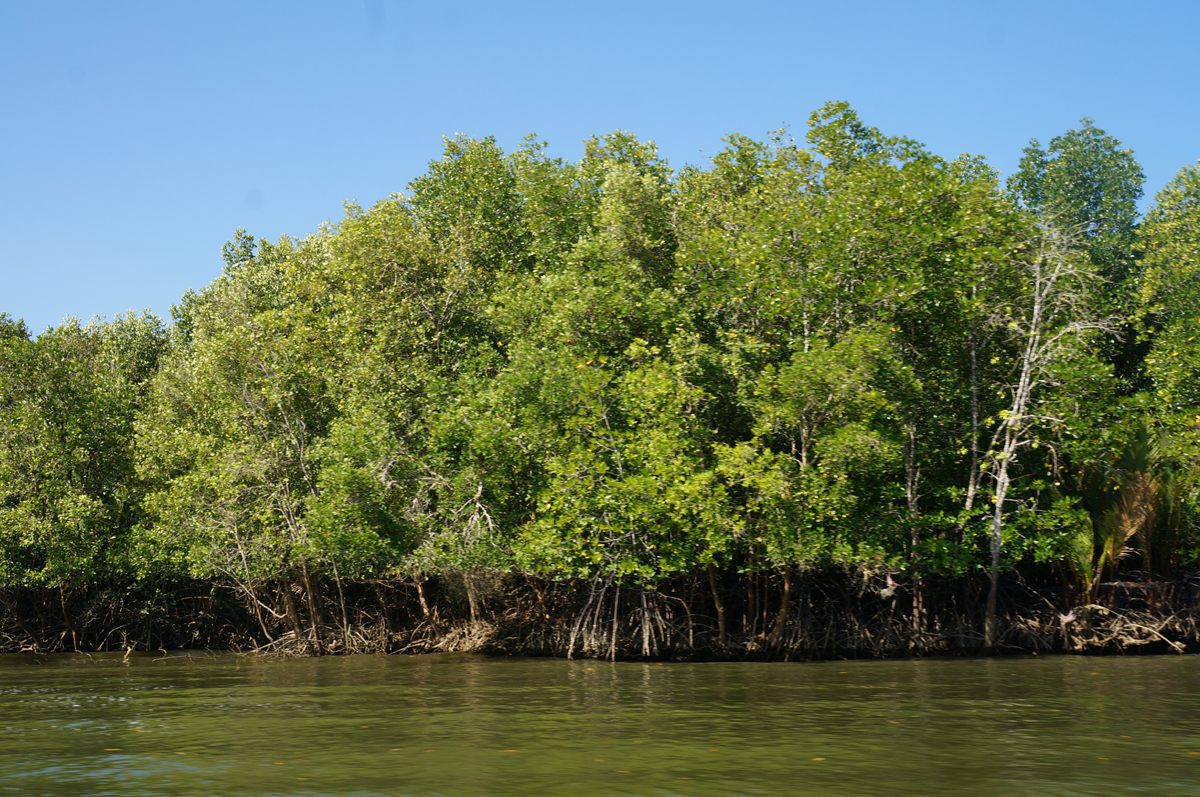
[0,651,1198,796]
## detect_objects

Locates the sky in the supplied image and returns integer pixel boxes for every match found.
[2,0,1197,335]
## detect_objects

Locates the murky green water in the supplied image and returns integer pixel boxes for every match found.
[0,652,1198,796]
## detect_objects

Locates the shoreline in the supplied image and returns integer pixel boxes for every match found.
[3,571,1197,660]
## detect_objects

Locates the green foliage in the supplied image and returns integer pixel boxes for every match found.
[1139,162,1200,408]
[1134,162,1200,567]
[10,104,1196,617]
[0,312,167,588]
[1008,119,1144,283]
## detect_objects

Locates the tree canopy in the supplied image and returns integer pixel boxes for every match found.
[3,108,1199,652]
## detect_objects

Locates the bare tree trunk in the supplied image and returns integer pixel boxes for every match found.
[567,576,603,659]
[685,576,696,650]
[299,560,323,654]
[416,579,441,636]
[464,573,480,624]
[609,586,620,662]
[760,571,769,636]
[985,477,1008,648]
[912,577,927,639]
[244,583,276,644]
[283,585,308,653]
[768,568,793,648]
[746,567,757,640]
[640,588,651,657]
[904,421,921,518]
[962,314,983,519]
[978,224,1110,651]
[707,564,727,647]
[904,419,927,643]
[59,585,81,651]
[331,558,351,653]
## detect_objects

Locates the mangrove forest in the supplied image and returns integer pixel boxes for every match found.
[4,103,1200,659]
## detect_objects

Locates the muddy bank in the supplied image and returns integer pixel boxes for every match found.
[3,570,1199,659]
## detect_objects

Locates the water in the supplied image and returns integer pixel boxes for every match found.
[0,652,1198,796]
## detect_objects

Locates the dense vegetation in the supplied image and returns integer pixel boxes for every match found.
[4,103,1200,655]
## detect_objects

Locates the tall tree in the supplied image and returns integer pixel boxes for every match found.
[976,224,1114,647]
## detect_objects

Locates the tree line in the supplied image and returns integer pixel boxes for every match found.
[3,103,1200,653]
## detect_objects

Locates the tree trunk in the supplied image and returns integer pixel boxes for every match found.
[609,586,620,661]
[416,579,441,636]
[707,564,726,647]
[746,567,757,640]
[59,585,81,652]
[283,585,309,653]
[464,573,480,623]
[640,588,652,657]
[979,224,1106,652]
[985,468,1009,651]
[904,421,921,518]
[685,576,696,650]
[912,577,927,640]
[244,583,275,644]
[962,317,982,520]
[299,560,323,654]
[331,558,351,653]
[768,568,793,648]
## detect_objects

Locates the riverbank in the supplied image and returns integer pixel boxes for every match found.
[2,570,1198,659]
[2,568,1200,657]
[421,572,1200,660]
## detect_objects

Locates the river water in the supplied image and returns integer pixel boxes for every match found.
[0,652,1197,796]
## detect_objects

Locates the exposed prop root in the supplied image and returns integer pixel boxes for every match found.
[2,571,1198,659]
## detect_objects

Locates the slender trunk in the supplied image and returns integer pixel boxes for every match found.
[331,558,351,653]
[985,313,1038,650]
[59,585,81,652]
[464,573,480,624]
[707,564,726,647]
[283,585,308,653]
[905,418,926,641]
[962,313,982,519]
[244,583,275,644]
[609,586,620,662]
[416,579,441,636]
[912,577,927,639]
[904,421,921,518]
[760,570,769,635]
[768,568,793,648]
[640,588,651,658]
[567,576,602,660]
[746,567,757,640]
[587,584,606,653]
[685,576,696,650]
[986,460,1012,651]
[32,597,51,647]
[299,560,322,654]
[652,597,668,650]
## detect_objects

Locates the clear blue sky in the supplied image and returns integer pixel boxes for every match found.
[3,1,1197,334]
